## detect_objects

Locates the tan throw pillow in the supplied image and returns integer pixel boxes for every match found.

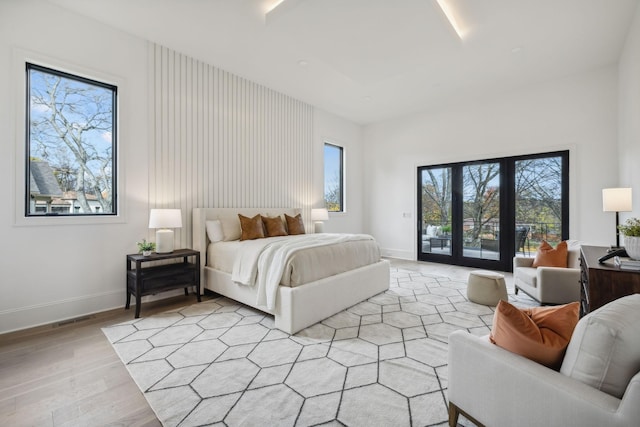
[490,300,580,370]
[285,213,305,235]
[238,214,265,241]
[261,215,288,237]
[532,240,568,268]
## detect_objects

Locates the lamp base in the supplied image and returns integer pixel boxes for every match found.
[156,229,174,253]
[314,221,324,233]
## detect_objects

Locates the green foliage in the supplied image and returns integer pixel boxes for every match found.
[618,218,640,237]
[137,238,156,253]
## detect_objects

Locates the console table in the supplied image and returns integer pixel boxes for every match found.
[126,249,201,318]
[579,245,640,316]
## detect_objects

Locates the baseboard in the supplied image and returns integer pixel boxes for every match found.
[380,247,414,260]
[0,288,186,334]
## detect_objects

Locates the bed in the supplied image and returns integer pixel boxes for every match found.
[192,208,390,334]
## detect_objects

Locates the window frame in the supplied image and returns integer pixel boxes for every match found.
[323,142,345,213]
[25,63,118,218]
[12,50,125,226]
[417,150,569,271]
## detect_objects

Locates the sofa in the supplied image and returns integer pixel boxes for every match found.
[448,294,640,427]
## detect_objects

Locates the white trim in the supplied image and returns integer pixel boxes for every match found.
[11,47,127,227]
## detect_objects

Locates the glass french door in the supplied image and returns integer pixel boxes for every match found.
[418,151,568,271]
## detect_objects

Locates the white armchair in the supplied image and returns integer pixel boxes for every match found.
[448,294,640,427]
[513,243,581,304]
[447,332,640,427]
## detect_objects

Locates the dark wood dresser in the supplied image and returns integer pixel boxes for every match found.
[579,245,640,316]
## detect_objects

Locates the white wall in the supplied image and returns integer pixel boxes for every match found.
[0,1,149,333]
[618,2,640,223]
[0,1,344,334]
[363,67,620,259]
[148,44,315,247]
[313,108,364,233]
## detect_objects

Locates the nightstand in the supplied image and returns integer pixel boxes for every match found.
[126,249,201,318]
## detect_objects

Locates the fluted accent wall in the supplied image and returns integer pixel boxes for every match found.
[149,44,314,248]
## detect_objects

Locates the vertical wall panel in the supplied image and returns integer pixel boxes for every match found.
[149,44,314,248]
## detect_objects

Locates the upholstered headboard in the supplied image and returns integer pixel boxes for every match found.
[192,207,302,264]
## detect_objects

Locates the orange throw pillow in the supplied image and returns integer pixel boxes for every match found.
[238,214,265,241]
[489,300,579,370]
[261,215,288,237]
[532,240,568,268]
[285,213,305,235]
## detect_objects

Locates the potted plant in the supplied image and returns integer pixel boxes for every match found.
[137,239,156,257]
[618,218,640,260]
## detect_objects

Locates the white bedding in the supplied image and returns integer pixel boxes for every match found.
[207,233,380,309]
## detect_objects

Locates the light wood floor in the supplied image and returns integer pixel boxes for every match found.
[0,293,212,427]
[0,260,503,426]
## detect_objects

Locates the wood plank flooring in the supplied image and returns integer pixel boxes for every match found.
[0,294,212,427]
[0,260,495,427]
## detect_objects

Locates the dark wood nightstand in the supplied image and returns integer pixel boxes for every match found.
[126,249,201,318]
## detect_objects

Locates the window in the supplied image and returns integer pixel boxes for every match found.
[26,63,117,216]
[418,151,569,271]
[324,143,344,212]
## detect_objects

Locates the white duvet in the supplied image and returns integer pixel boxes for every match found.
[231,233,375,309]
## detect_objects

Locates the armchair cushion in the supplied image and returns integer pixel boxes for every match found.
[560,294,640,399]
[533,240,568,267]
[490,300,579,369]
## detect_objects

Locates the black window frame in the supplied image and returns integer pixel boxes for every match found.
[417,150,569,271]
[25,62,118,217]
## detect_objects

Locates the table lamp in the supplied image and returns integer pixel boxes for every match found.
[149,208,182,253]
[602,188,632,249]
[311,208,329,233]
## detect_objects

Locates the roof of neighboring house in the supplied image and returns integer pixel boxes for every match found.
[60,191,99,201]
[30,161,62,197]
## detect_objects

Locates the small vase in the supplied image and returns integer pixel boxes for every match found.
[624,236,640,260]
[143,250,152,257]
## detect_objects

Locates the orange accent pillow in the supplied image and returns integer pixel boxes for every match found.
[238,214,265,241]
[532,240,568,268]
[489,300,579,370]
[261,215,288,237]
[285,213,305,235]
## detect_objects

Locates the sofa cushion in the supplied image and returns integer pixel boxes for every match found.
[533,240,568,268]
[560,294,640,399]
[490,300,579,370]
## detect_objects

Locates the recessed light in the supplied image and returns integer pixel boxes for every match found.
[297,60,308,67]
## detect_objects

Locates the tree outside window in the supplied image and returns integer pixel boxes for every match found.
[26,63,117,216]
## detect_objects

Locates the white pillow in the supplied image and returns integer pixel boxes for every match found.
[560,294,640,398]
[205,220,224,243]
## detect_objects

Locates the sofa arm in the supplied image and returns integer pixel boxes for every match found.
[448,331,637,427]
[513,256,534,269]
[537,267,581,302]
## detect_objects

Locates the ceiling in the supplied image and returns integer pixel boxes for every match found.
[48,0,639,124]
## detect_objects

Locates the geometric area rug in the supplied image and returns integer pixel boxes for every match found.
[103,267,530,426]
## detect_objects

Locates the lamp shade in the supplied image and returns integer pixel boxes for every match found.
[311,208,329,221]
[602,188,632,212]
[149,208,183,229]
